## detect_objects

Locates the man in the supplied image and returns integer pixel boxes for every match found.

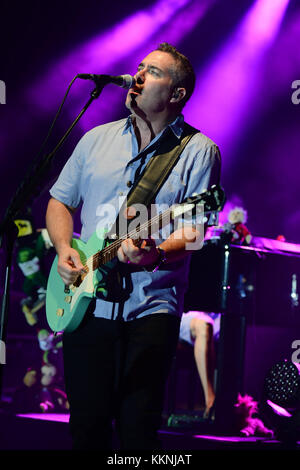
[46,43,221,450]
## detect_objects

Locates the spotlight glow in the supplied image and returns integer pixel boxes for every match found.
[26,0,193,113]
[184,0,290,165]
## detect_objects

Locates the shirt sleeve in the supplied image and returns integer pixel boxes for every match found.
[176,140,221,227]
[187,142,221,198]
[49,135,86,208]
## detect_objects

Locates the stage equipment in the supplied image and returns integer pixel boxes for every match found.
[180,235,300,433]
[263,360,300,444]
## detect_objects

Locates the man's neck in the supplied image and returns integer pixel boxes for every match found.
[133,112,178,151]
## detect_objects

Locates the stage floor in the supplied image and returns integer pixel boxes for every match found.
[1,411,300,454]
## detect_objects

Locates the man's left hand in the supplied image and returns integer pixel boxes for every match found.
[117,238,159,267]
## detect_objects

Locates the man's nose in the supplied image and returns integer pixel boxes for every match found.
[135,68,146,84]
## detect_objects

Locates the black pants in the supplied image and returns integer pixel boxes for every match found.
[63,311,180,450]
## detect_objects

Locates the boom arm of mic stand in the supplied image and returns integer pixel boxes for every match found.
[0,84,102,395]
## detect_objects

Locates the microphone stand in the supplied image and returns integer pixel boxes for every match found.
[0,82,103,399]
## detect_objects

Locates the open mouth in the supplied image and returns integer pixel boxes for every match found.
[129,86,142,96]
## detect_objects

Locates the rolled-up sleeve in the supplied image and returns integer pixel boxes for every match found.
[50,137,85,208]
[185,141,221,199]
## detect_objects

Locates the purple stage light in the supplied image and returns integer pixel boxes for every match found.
[26,0,193,114]
[193,434,264,442]
[184,0,290,165]
[24,0,217,133]
[17,413,70,423]
[77,0,214,131]
[0,0,214,175]
[266,400,292,418]
[259,9,300,100]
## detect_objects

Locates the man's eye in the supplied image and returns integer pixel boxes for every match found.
[149,68,159,76]
[137,66,160,76]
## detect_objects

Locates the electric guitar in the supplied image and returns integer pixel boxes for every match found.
[46,185,225,333]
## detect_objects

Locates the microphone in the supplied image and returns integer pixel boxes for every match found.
[77,73,135,89]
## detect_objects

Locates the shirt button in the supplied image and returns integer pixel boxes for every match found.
[127,181,133,187]
[119,191,124,196]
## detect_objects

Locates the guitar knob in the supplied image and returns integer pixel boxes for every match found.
[64,296,72,304]
[56,308,64,317]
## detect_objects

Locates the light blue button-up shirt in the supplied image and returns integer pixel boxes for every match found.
[50,114,221,321]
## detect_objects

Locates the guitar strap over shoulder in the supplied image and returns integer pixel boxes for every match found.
[126,122,199,208]
[108,122,199,238]
[97,122,199,304]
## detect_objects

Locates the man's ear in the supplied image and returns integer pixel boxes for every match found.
[170,87,186,104]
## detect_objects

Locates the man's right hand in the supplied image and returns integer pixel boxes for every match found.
[57,246,85,286]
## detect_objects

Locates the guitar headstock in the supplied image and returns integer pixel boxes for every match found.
[170,184,226,222]
[184,185,226,213]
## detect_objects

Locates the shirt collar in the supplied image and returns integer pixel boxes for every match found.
[123,114,184,139]
[122,115,133,135]
[169,114,184,139]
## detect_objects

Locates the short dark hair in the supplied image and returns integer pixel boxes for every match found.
[155,42,196,107]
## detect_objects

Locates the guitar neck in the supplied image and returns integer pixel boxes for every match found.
[90,184,225,271]
[93,207,173,269]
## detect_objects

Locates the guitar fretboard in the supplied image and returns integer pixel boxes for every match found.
[87,184,224,271]
[92,206,174,269]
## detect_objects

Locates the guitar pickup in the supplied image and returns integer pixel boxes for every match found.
[56,308,64,317]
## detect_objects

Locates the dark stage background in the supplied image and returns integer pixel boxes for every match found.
[0,0,300,420]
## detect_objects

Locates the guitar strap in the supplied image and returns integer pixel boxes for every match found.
[108,121,199,238]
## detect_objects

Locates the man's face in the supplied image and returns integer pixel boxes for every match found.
[125,50,177,117]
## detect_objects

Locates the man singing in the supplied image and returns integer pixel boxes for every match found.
[46,42,221,450]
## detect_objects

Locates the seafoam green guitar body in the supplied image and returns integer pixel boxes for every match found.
[46,231,108,333]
